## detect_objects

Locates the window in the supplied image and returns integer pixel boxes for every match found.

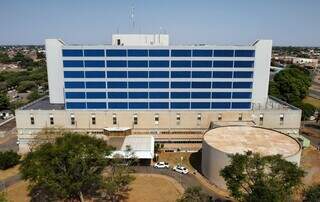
[191,92,211,98]
[64,71,84,78]
[107,60,127,67]
[112,114,117,125]
[133,114,138,125]
[235,50,255,57]
[149,71,169,78]
[87,102,107,109]
[197,113,201,125]
[107,71,127,78]
[128,71,148,78]
[30,115,34,125]
[231,102,251,109]
[154,114,159,125]
[62,49,83,57]
[233,82,253,89]
[213,60,233,67]
[171,82,190,88]
[192,71,211,78]
[212,92,231,99]
[233,71,253,78]
[232,92,252,99]
[212,82,232,89]
[92,114,96,125]
[171,71,191,78]
[65,92,86,99]
[149,102,169,109]
[128,49,148,57]
[214,50,234,57]
[66,102,86,109]
[192,82,211,89]
[149,82,169,88]
[84,60,105,67]
[170,102,190,109]
[192,60,212,67]
[176,113,181,125]
[212,102,231,109]
[171,92,190,99]
[234,61,254,68]
[238,113,243,121]
[108,102,128,109]
[107,82,127,88]
[84,49,104,57]
[108,92,127,99]
[129,102,148,109]
[218,113,222,121]
[117,39,121,45]
[280,114,284,125]
[171,60,191,67]
[70,114,75,125]
[191,102,211,109]
[129,92,148,99]
[86,82,106,88]
[149,92,169,99]
[128,60,148,67]
[192,50,212,57]
[259,114,264,125]
[128,82,148,88]
[212,71,233,78]
[149,50,169,57]
[149,60,170,67]
[49,114,54,125]
[63,60,84,68]
[85,71,105,78]
[171,50,191,57]
[106,49,126,57]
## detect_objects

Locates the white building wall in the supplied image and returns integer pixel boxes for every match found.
[45,39,65,104]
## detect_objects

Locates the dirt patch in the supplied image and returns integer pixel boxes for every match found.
[127,174,183,202]
[5,180,29,202]
[301,147,320,186]
[0,165,19,181]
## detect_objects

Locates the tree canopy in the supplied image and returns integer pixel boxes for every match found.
[220,151,305,202]
[177,186,210,202]
[303,184,320,202]
[0,93,9,110]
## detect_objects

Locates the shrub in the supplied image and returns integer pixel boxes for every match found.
[0,151,21,170]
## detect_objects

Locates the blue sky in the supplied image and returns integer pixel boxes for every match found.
[0,0,319,46]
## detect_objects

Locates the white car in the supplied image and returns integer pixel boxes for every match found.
[154,161,170,169]
[173,165,189,174]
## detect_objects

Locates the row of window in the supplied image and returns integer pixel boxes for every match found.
[64,81,253,89]
[65,102,251,109]
[65,91,252,99]
[62,49,255,57]
[64,71,253,79]
[63,60,254,68]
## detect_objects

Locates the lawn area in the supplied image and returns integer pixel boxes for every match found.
[0,165,20,181]
[303,96,320,108]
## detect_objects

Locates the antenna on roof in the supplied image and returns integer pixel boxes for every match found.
[130,2,135,31]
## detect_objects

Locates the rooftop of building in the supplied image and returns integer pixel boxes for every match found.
[203,126,301,157]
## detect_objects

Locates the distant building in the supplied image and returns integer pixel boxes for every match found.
[292,57,318,68]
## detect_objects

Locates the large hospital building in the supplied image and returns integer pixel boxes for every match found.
[15,34,302,153]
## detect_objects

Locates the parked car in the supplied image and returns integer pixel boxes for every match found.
[154,161,170,169]
[173,165,189,174]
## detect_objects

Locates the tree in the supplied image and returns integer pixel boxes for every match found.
[177,186,209,202]
[303,184,320,202]
[220,151,305,202]
[17,80,37,93]
[20,132,113,201]
[0,151,21,170]
[0,93,9,110]
[299,103,316,120]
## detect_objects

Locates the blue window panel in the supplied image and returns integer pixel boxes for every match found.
[63,60,84,68]
[233,82,253,89]
[234,61,254,68]
[214,50,234,57]
[213,60,233,67]
[171,102,190,109]
[149,82,169,88]
[212,71,233,78]
[212,92,232,99]
[149,71,169,78]
[171,82,190,88]
[191,102,211,109]
[171,71,191,78]
[107,71,127,78]
[171,50,191,57]
[149,60,169,67]
[235,50,255,57]
[212,102,231,109]
[191,92,211,98]
[192,71,211,78]
[108,102,128,109]
[192,60,212,67]
[128,49,148,57]
[149,92,169,99]
[149,102,169,109]
[65,92,85,99]
[65,82,85,89]
[192,50,212,57]
[107,82,127,88]
[66,102,86,109]
[234,71,253,78]
[108,92,127,99]
[84,60,105,67]
[64,71,84,78]
[192,82,211,88]
[128,60,148,67]
[128,71,148,78]
[232,92,252,99]
[212,82,232,88]
[86,92,106,99]
[84,49,104,57]
[129,102,148,109]
[171,60,191,68]
[149,50,169,57]
[85,71,105,78]
[107,60,127,67]
[87,102,106,109]
[106,49,126,57]
[232,102,251,109]
[129,92,148,99]
[62,49,83,57]
[86,82,106,88]
[128,82,148,88]
[171,92,190,99]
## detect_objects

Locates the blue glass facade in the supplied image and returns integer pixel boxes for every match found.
[62,48,255,110]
